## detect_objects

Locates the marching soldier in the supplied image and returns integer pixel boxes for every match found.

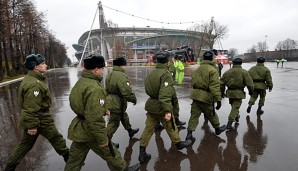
[105,57,139,142]
[220,58,254,130]
[4,54,69,171]
[139,51,191,164]
[65,55,139,171]
[246,56,273,115]
[185,51,226,142]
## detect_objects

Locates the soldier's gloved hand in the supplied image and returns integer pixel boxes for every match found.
[215,101,221,110]
[269,89,272,92]
[221,93,225,98]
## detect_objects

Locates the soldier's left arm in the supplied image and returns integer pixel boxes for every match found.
[244,70,254,92]
[118,74,137,103]
[209,70,222,102]
[159,72,174,114]
[265,69,273,90]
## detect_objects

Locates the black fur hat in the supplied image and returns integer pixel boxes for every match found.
[257,56,265,63]
[113,57,127,66]
[232,57,243,65]
[203,51,214,61]
[24,54,45,70]
[83,55,105,69]
[155,51,170,64]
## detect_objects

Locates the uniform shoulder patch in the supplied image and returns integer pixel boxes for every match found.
[99,99,105,106]
[33,91,39,97]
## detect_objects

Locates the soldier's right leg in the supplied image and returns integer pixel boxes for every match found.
[89,142,127,170]
[40,124,69,159]
[187,100,202,131]
[64,142,89,171]
[201,103,226,135]
[5,130,38,170]
[185,100,202,142]
[107,112,121,138]
[247,90,259,113]
[139,113,156,163]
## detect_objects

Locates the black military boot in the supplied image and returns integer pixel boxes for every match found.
[155,122,164,130]
[247,104,252,113]
[176,140,192,150]
[235,115,240,123]
[175,118,186,126]
[215,125,227,135]
[139,146,151,163]
[63,151,69,162]
[128,128,139,138]
[257,106,264,115]
[185,130,196,142]
[4,164,16,171]
[226,121,233,130]
[125,163,140,171]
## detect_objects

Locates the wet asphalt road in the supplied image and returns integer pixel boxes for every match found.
[0,62,298,171]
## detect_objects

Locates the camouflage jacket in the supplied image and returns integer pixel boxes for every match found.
[191,60,221,104]
[18,70,52,129]
[249,63,273,90]
[105,66,136,113]
[68,70,107,144]
[144,63,176,115]
[220,65,254,99]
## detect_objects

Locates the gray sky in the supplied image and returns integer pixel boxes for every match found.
[35,0,298,60]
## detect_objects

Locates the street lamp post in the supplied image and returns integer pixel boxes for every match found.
[264,35,268,57]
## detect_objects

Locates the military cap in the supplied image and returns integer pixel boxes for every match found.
[83,55,105,69]
[257,56,265,63]
[232,57,243,65]
[203,51,214,61]
[113,57,127,66]
[210,49,218,56]
[24,54,45,70]
[155,51,170,64]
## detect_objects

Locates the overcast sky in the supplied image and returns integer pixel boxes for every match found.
[35,0,298,60]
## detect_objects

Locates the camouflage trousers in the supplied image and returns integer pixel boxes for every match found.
[7,124,69,166]
[249,89,266,106]
[228,98,242,121]
[140,113,180,147]
[187,100,220,131]
[107,111,131,138]
[65,141,126,171]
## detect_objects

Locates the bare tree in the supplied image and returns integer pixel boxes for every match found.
[275,38,297,59]
[228,48,238,58]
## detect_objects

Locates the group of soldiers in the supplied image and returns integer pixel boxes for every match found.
[4,49,273,171]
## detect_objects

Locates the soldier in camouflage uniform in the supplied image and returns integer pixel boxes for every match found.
[65,55,139,171]
[139,51,191,164]
[155,53,186,129]
[185,51,226,142]
[220,58,254,130]
[4,54,69,171]
[105,57,139,141]
[246,56,273,115]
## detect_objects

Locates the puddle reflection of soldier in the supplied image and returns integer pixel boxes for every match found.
[243,115,268,163]
[4,54,69,171]
[154,130,188,171]
[218,124,248,171]
[187,121,225,171]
